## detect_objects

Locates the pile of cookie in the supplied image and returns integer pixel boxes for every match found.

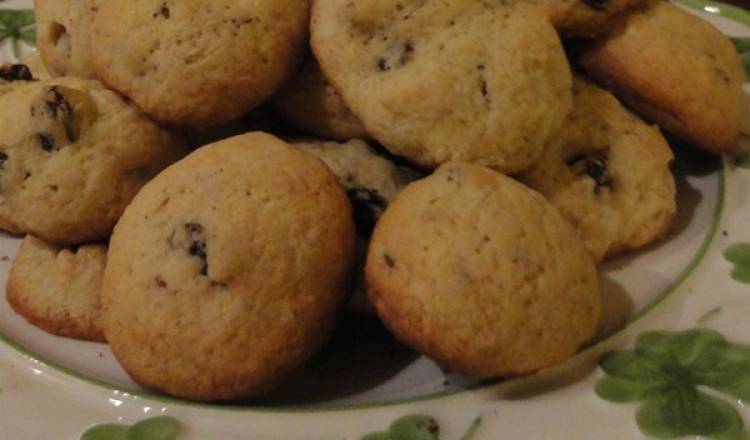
[1,0,743,401]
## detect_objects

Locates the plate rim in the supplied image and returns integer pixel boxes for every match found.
[0,0,743,418]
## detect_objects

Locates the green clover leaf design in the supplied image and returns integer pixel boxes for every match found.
[724,243,750,284]
[361,415,481,440]
[732,37,750,78]
[0,8,35,58]
[596,329,750,439]
[81,416,180,440]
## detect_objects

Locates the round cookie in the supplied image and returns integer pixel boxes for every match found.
[0,77,188,244]
[577,0,745,154]
[90,0,310,129]
[520,75,676,262]
[366,162,601,377]
[102,132,356,401]
[541,0,648,37]
[311,0,573,173]
[6,235,106,342]
[273,56,368,141]
[294,139,419,314]
[34,0,99,78]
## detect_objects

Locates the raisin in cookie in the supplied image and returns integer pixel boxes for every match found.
[366,162,600,377]
[273,56,368,141]
[102,133,356,401]
[0,77,188,243]
[520,75,676,262]
[34,0,99,78]
[311,0,572,173]
[294,139,419,314]
[6,235,106,342]
[90,0,309,129]
[577,1,745,154]
[0,63,34,97]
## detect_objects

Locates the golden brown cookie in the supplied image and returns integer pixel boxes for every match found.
[520,75,676,262]
[542,0,648,37]
[7,235,106,342]
[272,56,368,141]
[0,77,188,244]
[34,0,99,77]
[90,0,310,129]
[311,0,572,173]
[577,1,745,154]
[366,162,600,377]
[102,132,356,401]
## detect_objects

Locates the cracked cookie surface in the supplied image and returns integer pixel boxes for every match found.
[102,132,356,401]
[90,0,310,128]
[366,162,600,377]
[0,77,188,244]
[311,0,572,172]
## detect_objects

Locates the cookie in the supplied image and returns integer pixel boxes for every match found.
[577,1,745,154]
[520,75,676,262]
[272,56,368,141]
[366,162,600,377]
[34,0,99,78]
[20,52,52,80]
[90,0,310,129]
[6,235,106,342]
[294,139,419,314]
[542,0,648,37]
[311,0,572,173]
[102,132,356,401]
[0,77,188,244]
[0,63,34,97]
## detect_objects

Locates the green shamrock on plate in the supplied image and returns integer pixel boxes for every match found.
[724,243,750,284]
[80,415,180,440]
[0,7,35,57]
[596,329,750,439]
[361,414,481,440]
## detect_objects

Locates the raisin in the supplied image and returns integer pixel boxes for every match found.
[30,86,78,151]
[0,64,33,81]
[43,86,73,119]
[565,150,613,193]
[184,223,208,275]
[38,133,57,152]
[384,253,396,268]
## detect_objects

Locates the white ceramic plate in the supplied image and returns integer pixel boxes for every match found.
[1,1,750,438]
